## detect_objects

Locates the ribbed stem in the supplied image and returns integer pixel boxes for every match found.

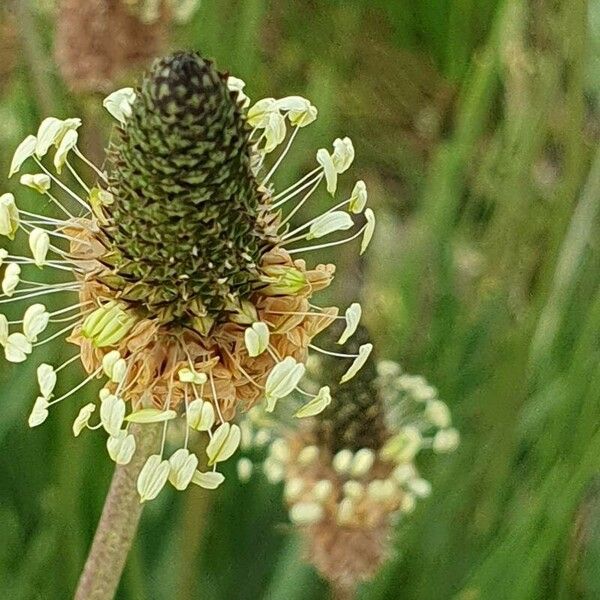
[74,423,161,600]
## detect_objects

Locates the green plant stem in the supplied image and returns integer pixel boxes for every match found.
[74,423,161,600]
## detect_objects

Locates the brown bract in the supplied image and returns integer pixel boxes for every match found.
[284,432,399,589]
[66,219,337,421]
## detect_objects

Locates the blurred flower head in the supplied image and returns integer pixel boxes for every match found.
[55,0,201,93]
[239,329,459,589]
[1,52,375,501]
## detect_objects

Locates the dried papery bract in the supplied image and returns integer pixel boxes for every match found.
[247,330,459,593]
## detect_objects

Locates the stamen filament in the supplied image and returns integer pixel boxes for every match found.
[74,146,108,182]
[272,167,321,203]
[66,160,91,194]
[287,222,367,254]
[279,174,324,227]
[262,127,300,185]
[0,287,80,304]
[34,321,81,347]
[33,156,91,213]
[308,344,358,358]
[47,367,102,406]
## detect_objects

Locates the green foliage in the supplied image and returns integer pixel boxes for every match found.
[0,0,598,599]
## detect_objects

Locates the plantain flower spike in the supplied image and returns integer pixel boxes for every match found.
[244,326,459,594]
[1,52,375,501]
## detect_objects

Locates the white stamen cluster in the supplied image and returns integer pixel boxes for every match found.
[237,359,459,530]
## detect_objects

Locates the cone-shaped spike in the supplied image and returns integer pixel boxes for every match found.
[102,52,268,321]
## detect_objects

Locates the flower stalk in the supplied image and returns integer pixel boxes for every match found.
[74,423,161,600]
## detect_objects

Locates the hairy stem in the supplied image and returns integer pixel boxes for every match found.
[74,423,161,600]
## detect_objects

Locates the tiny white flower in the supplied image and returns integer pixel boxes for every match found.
[177,367,207,385]
[5,332,32,363]
[401,492,416,514]
[0,248,7,266]
[263,456,285,483]
[168,0,201,22]
[336,498,355,525]
[37,363,57,398]
[332,449,354,474]
[206,423,241,466]
[297,445,319,465]
[247,97,277,128]
[376,360,401,378]
[332,137,355,173]
[0,314,7,345]
[316,148,337,195]
[2,262,20,296]
[340,343,373,384]
[9,135,37,178]
[289,501,324,526]
[244,321,270,357]
[236,457,254,482]
[23,304,50,342]
[28,228,50,267]
[263,111,286,153]
[35,117,81,158]
[28,396,49,427]
[101,350,120,374]
[264,357,305,412]
[350,448,376,477]
[284,478,304,501]
[294,386,331,418]
[35,118,64,158]
[337,302,362,345]
[107,430,136,464]
[186,399,215,431]
[392,463,416,485]
[20,173,51,194]
[408,477,432,499]
[360,208,375,255]
[312,480,333,502]
[53,129,78,174]
[367,479,396,501]
[433,428,460,453]
[125,408,178,424]
[269,438,290,462]
[72,403,96,436]
[275,96,317,127]
[381,426,422,463]
[137,454,170,502]
[425,399,452,428]
[307,211,353,240]
[191,470,225,490]
[168,448,199,491]
[0,193,19,240]
[227,76,250,109]
[343,480,364,500]
[103,88,137,124]
[348,180,367,214]
[100,394,126,436]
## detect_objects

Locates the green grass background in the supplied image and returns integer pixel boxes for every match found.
[1,0,599,598]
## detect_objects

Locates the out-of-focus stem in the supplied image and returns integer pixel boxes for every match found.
[74,423,161,600]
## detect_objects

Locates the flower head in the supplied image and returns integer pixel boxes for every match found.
[239,327,459,590]
[1,52,375,501]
